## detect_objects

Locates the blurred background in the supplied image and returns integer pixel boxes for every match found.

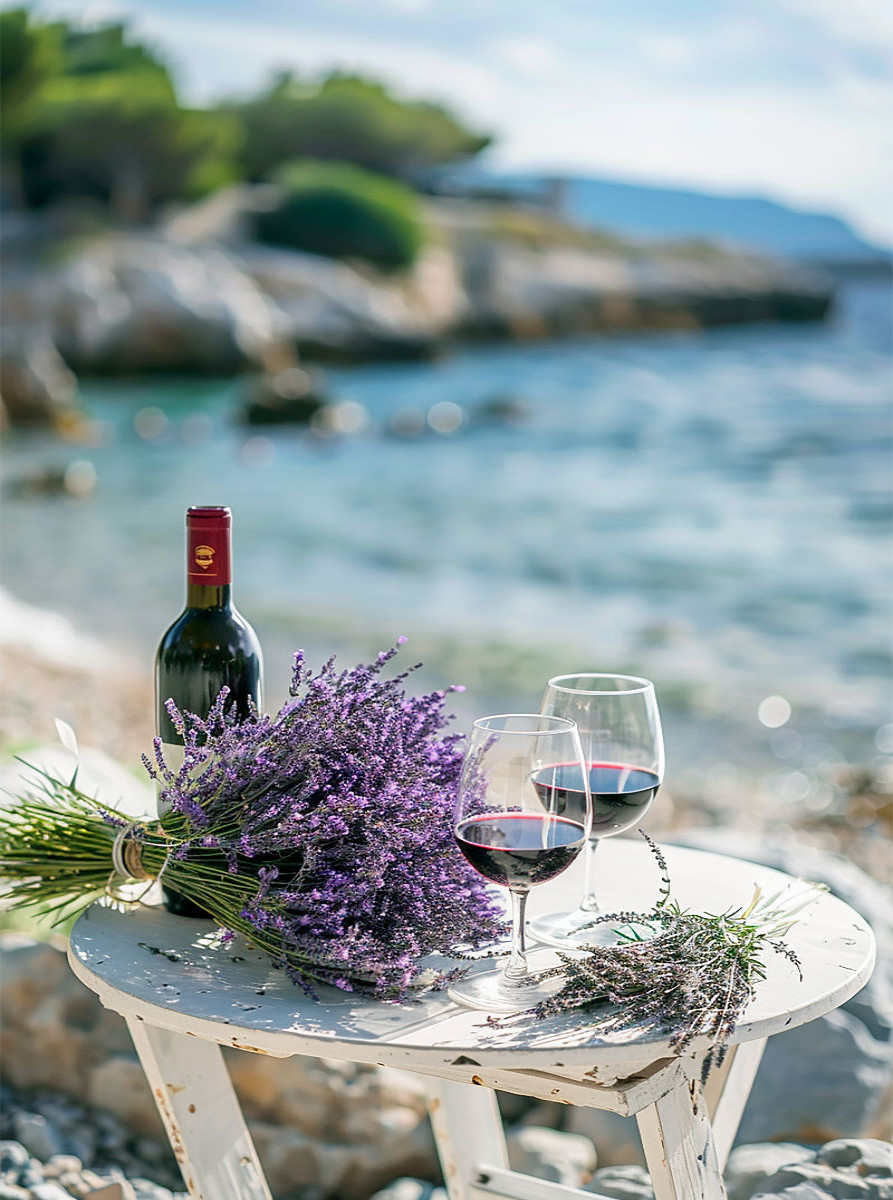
[1,3,892,1196]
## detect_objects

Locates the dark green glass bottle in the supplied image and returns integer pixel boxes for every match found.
[155,505,263,916]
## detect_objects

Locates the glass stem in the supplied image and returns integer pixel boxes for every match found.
[502,890,529,985]
[580,838,600,913]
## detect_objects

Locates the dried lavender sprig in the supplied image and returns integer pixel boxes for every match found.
[515,832,821,1082]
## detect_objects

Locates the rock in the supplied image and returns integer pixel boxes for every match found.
[129,1181,176,1200]
[238,242,445,362]
[241,367,328,425]
[754,1159,885,1196]
[471,395,530,427]
[64,1128,97,1168]
[26,1183,73,1200]
[586,1164,654,1198]
[43,1155,82,1178]
[816,1141,893,1178]
[249,1113,434,1199]
[248,1123,354,1196]
[0,328,78,428]
[131,1143,165,1169]
[0,1142,30,1174]
[13,1170,43,1192]
[565,1107,643,1167]
[37,236,290,376]
[743,1008,890,1144]
[752,1186,838,1200]
[56,1174,91,1198]
[79,1182,136,1200]
[5,460,97,500]
[672,832,893,1144]
[507,1126,596,1186]
[87,1061,160,1140]
[11,1116,61,1163]
[0,1183,30,1199]
[0,937,136,1100]
[369,1181,444,1200]
[725,1144,815,1200]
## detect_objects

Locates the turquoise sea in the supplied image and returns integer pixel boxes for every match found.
[3,278,891,784]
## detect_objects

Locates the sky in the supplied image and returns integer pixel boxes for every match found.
[20,0,893,244]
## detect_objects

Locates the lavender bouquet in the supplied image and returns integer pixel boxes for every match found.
[0,643,505,997]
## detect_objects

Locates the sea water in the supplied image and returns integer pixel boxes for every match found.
[2,278,891,780]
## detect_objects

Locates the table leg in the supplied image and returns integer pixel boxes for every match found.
[425,1078,509,1200]
[126,1018,271,1200]
[636,1078,727,1200]
[702,1038,767,1169]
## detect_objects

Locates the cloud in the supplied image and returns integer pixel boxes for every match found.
[493,36,559,80]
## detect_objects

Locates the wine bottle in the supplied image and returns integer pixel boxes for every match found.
[155,505,263,915]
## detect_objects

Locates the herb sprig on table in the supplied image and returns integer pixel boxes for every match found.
[519,832,822,1080]
[0,643,505,998]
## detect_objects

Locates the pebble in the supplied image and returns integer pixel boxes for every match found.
[752,1187,838,1200]
[586,1165,654,1198]
[12,1117,61,1164]
[816,1141,893,1178]
[43,1159,82,1180]
[0,1083,182,1200]
[369,1181,444,1200]
[0,1143,30,1174]
[507,1126,597,1186]
[130,1180,179,1200]
[726,1143,816,1200]
[27,1183,73,1200]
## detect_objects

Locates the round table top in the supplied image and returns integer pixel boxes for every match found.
[67,840,875,1070]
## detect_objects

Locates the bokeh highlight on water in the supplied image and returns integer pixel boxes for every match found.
[2,279,891,787]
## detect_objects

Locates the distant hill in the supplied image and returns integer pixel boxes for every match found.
[562,176,889,265]
[426,165,890,266]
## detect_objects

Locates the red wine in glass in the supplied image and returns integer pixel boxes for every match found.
[456,813,587,890]
[448,713,590,1013]
[532,762,660,837]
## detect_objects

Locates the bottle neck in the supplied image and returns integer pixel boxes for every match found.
[186,516,232,594]
[186,582,232,610]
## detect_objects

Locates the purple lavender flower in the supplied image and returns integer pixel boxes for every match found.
[150,644,505,997]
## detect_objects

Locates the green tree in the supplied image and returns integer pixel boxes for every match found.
[235,72,491,183]
[2,14,239,220]
[256,160,424,271]
[0,8,61,203]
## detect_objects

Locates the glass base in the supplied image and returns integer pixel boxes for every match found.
[530,909,661,950]
[448,967,564,1014]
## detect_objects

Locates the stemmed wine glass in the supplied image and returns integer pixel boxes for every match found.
[448,714,591,1013]
[528,674,664,949]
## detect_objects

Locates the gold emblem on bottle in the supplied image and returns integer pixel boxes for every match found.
[194,544,215,570]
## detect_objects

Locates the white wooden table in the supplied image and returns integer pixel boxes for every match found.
[67,841,875,1200]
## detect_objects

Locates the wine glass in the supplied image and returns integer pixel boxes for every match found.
[528,674,664,949]
[448,714,591,1013]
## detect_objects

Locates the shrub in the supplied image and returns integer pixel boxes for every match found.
[256,160,424,272]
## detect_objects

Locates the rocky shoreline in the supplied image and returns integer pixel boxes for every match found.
[4,1068,891,1200]
[0,191,834,428]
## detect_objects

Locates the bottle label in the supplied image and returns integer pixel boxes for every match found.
[187,520,231,585]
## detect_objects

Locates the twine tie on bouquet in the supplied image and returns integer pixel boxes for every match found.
[108,823,170,904]
[111,823,149,881]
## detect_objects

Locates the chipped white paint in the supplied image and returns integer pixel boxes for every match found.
[67,841,875,1200]
[426,1078,508,1200]
[126,1018,270,1200]
[637,1078,728,1200]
